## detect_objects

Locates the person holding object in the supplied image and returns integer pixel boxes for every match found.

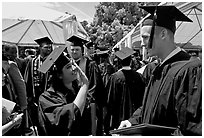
[68,36,105,135]
[118,5,201,136]
[23,37,54,134]
[2,112,23,135]
[37,47,89,136]
[104,47,145,135]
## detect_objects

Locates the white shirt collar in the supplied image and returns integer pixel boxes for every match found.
[161,47,182,65]
[118,66,131,72]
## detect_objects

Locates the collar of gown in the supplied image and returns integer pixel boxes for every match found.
[119,66,131,72]
[160,47,182,66]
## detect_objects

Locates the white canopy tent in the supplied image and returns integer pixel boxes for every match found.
[2,2,89,47]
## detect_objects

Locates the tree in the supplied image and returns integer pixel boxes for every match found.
[81,2,160,50]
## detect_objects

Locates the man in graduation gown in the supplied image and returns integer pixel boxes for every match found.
[96,49,115,87]
[118,6,202,136]
[24,36,53,132]
[68,36,106,135]
[104,47,145,135]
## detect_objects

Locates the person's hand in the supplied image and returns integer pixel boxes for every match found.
[12,113,23,128]
[118,120,132,129]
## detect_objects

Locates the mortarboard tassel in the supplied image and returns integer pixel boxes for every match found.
[148,6,157,49]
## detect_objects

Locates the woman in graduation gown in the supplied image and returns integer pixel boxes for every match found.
[37,53,89,136]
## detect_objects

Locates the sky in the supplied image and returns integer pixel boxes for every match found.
[2,2,99,23]
[37,2,99,23]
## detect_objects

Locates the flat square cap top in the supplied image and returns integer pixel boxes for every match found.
[140,5,192,33]
[67,35,89,47]
[114,47,135,60]
[34,36,53,46]
[38,46,67,73]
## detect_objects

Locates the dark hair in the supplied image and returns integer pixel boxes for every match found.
[121,56,132,66]
[50,67,65,92]
[50,54,71,92]
[2,54,8,61]
[51,65,79,94]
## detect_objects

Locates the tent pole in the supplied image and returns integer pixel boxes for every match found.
[41,20,54,42]
[51,21,63,29]
[2,20,27,33]
[17,20,35,45]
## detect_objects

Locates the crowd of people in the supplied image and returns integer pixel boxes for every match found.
[2,5,202,136]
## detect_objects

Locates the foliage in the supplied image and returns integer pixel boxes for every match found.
[80,2,160,50]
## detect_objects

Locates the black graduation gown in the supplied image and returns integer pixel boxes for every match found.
[105,69,145,133]
[99,62,115,87]
[142,61,158,86]
[24,56,48,103]
[80,57,106,135]
[84,58,106,106]
[128,51,202,135]
[38,88,81,136]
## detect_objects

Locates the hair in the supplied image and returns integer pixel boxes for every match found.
[51,64,79,95]
[3,44,17,52]
[2,53,8,61]
[2,44,17,60]
[154,26,174,42]
[50,54,72,92]
[121,56,132,66]
[50,66,64,92]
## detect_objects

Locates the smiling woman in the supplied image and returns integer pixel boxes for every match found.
[37,49,89,135]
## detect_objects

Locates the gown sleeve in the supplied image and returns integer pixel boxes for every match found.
[174,59,202,135]
[8,61,27,111]
[38,91,81,135]
[87,61,105,106]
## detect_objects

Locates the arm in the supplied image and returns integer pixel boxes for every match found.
[2,113,23,135]
[175,61,202,135]
[118,106,143,129]
[73,63,89,115]
[88,61,106,106]
[8,61,27,111]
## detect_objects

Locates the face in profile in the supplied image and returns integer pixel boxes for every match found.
[60,60,78,83]
[140,25,159,57]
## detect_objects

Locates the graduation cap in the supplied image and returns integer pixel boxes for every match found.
[140,5,193,34]
[114,47,135,60]
[85,41,94,49]
[67,35,89,47]
[34,36,53,46]
[38,46,70,73]
[113,47,120,52]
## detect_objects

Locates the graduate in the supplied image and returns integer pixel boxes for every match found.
[96,49,115,87]
[37,46,89,135]
[68,35,106,135]
[104,47,145,135]
[23,37,53,133]
[118,5,202,135]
